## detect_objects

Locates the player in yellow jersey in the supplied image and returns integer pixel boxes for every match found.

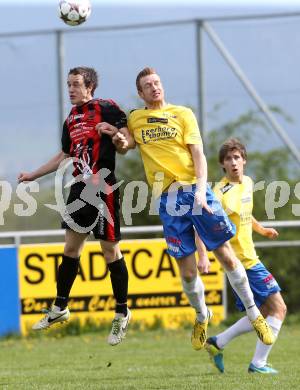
[204,138,287,374]
[97,67,274,350]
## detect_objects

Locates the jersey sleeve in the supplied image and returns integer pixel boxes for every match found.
[61,121,71,154]
[182,108,203,146]
[127,110,136,135]
[100,100,127,129]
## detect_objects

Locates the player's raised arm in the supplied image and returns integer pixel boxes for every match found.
[252,216,279,239]
[18,151,68,183]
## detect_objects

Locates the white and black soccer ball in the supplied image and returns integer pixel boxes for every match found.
[58,0,91,26]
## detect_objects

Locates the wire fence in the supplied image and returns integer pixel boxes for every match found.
[1,11,300,181]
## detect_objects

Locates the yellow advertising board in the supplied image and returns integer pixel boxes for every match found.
[18,239,225,334]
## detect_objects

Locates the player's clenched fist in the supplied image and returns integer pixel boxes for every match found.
[18,172,35,183]
[263,227,279,239]
[112,132,128,150]
[95,122,118,137]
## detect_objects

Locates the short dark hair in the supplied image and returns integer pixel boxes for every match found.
[136,67,157,91]
[219,138,247,164]
[68,66,98,96]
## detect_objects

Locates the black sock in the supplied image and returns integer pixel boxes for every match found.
[54,255,80,309]
[108,257,128,316]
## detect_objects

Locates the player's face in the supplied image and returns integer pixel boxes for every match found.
[67,74,93,106]
[222,149,246,182]
[138,74,165,107]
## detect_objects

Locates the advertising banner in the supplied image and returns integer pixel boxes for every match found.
[18,239,225,334]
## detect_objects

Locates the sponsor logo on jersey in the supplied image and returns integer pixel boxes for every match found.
[141,126,177,143]
[220,183,234,194]
[68,114,85,123]
[162,112,177,119]
[74,114,84,120]
[73,122,87,128]
[241,196,251,203]
[147,117,169,124]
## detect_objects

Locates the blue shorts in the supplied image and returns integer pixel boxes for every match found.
[233,262,281,311]
[158,184,235,258]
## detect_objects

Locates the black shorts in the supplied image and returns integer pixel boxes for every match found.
[61,181,121,241]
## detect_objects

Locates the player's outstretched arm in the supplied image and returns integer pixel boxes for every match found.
[252,216,279,239]
[18,151,68,183]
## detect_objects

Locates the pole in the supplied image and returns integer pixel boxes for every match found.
[56,30,65,143]
[195,21,207,147]
[202,21,300,166]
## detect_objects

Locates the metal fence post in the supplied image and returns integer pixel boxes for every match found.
[195,20,207,149]
[56,30,65,144]
[202,21,300,166]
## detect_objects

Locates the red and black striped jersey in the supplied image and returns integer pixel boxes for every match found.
[61,99,127,180]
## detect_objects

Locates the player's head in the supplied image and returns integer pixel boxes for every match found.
[136,67,165,107]
[67,67,98,106]
[219,138,247,181]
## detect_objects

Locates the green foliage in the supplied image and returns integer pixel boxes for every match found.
[205,107,298,184]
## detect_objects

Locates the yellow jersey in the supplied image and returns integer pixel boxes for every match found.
[213,175,260,269]
[128,104,202,194]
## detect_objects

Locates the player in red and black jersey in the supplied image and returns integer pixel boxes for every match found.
[62,97,126,179]
[61,97,125,243]
[18,67,131,346]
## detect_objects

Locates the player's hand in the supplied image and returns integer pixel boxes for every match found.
[18,172,35,183]
[112,132,128,150]
[197,253,211,274]
[264,227,279,239]
[195,189,213,214]
[95,122,118,138]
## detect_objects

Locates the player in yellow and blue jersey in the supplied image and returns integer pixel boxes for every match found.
[97,67,274,351]
[204,138,287,374]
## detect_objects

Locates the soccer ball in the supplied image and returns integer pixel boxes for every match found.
[58,0,91,26]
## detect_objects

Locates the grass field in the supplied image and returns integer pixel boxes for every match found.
[0,323,299,390]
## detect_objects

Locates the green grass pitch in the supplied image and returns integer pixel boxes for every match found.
[0,324,299,389]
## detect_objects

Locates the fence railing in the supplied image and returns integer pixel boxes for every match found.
[0,220,299,248]
[2,11,299,165]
